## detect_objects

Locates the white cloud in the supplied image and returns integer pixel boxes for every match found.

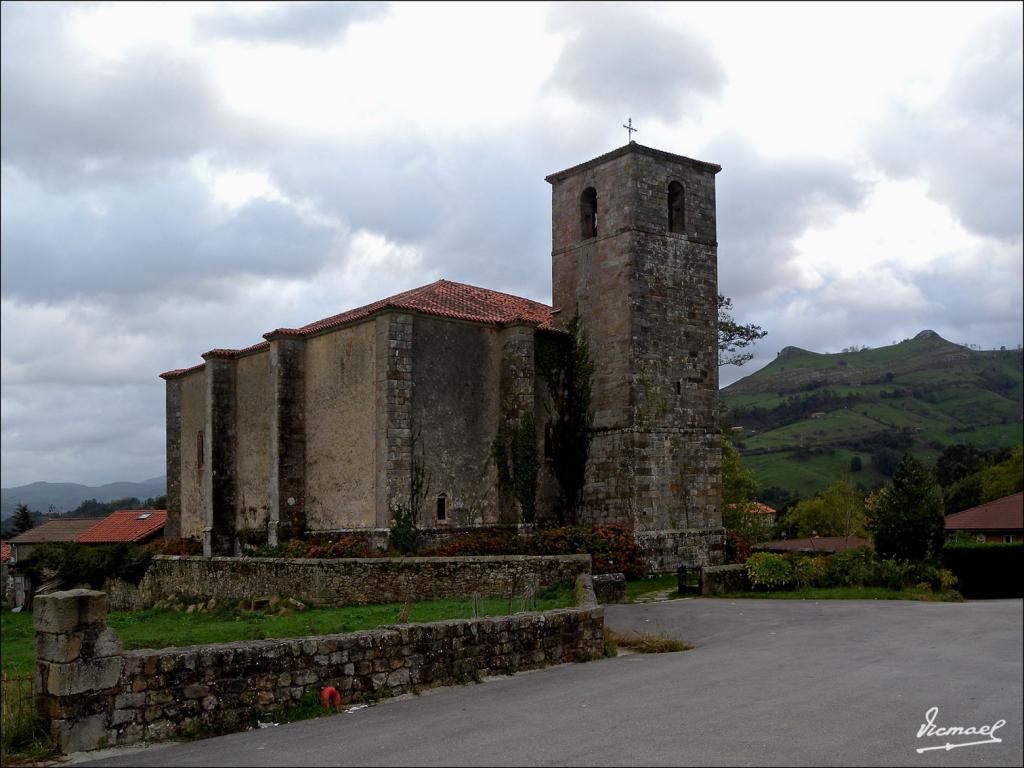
[1,0,1021,484]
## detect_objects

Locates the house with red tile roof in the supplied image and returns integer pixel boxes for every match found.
[7,518,104,607]
[7,518,105,564]
[945,492,1024,544]
[77,509,167,545]
[157,143,725,572]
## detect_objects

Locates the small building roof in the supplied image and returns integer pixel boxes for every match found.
[1,541,10,563]
[8,518,104,544]
[161,279,556,379]
[945,492,1024,533]
[77,510,167,544]
[725,502,777,516]
[754,536,871,554]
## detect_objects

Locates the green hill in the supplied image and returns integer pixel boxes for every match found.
[721,331,1023,500]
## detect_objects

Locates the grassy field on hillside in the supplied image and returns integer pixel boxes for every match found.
[724,334,1022,500]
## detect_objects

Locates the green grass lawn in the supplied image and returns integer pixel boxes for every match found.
[0,585,573,677]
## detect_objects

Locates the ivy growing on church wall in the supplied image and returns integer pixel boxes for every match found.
[536,309,594,525]
[492,412,539,524]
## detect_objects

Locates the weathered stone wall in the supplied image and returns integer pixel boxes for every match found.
[412,315,503,527]
[203,355,237,556]
[105,554,592,610]
[234,350,272,534]
[374,312,413,527]
[547,144,722,537]
[177,370,207,541]
[700,563,750,596]
[591,573,626,604]
[305,321,377,530]
[35,589,604,753]
[634,528,725,574]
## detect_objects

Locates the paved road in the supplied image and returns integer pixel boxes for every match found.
[75,598,1023,767]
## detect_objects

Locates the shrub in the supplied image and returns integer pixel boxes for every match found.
[251,537,372,559]
[784,553,822,589]
[389,503,418,555]
[745,552,792,590]
[151,538,202,556]
[824,547,876,587]
[21,542,153,590]
[724,530,754,565]
[942,542,1022,598]
[873,558,916,590]
[418,524,645,579]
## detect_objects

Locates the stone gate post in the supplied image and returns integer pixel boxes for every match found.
[34,589,123,753]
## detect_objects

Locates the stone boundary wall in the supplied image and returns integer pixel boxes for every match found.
[591,573,626,604]
[34,589,604,753]
[700,564,750,596]
[104,554,592,611]
[634,528,725,574]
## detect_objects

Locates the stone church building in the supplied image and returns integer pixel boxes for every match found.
[160,142,724,570]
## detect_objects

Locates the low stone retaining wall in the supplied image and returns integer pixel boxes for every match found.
[591,573,626,604]
[35,588,605,753]
[700,564,750,596]
[634,528,726,574]
[105,554,591,611]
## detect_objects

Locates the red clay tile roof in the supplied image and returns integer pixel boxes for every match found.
[755,536,871,553]
[77,510,167,544]
[945,492,1024,532]
[8,518,104,544]
[161,279,555,379]
[1,541,10,563]
[725,502,777,516]
[282,279,554,336]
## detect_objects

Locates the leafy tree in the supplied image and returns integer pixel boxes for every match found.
[12,503,34,534]
[721,434,770,558]
[779,478,867,539]
[933,443,989,487]
[942,444,1023,513]
[722,436,758,508]
[867,453,944,562]
[718,294,767,367]
[66,497,143,518]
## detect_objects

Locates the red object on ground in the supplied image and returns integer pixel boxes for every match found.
[320,687,341,709]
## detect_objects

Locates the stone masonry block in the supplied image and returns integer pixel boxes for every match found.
[51,714,109,754]
[45,656,124,697]
[34,590,109,634]
[36,632,83,664]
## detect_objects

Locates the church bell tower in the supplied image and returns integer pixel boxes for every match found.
[546,142,724,568]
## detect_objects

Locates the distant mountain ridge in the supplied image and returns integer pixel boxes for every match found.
[0,476,166,519]
[722,331,1023,500]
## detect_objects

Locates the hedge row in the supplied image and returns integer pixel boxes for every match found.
[165,524,646,579]
[744,547,957,593]
[941,542,1023,599]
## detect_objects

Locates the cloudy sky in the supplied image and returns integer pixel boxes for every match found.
[2,1,1021,487]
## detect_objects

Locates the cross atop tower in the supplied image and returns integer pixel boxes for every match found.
[622,117,637,142]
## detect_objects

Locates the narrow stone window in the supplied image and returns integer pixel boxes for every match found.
[668,181,685,234]
[675,380,682,395]
[196,430,204,470]
[580,187,598,239]
[544,423,554,458]
[436,494,447,521]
